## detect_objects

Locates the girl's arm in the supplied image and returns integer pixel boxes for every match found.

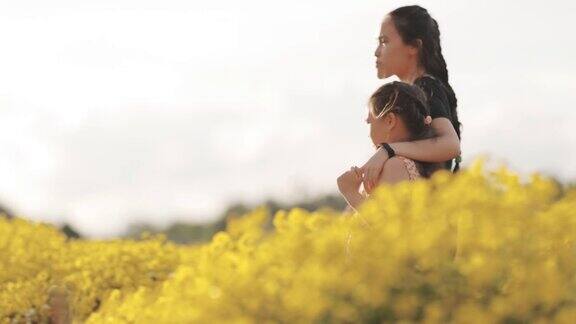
[342,191,364,213]
[344,157,410,210]
[389,118,460,162]
[361,118,460,193]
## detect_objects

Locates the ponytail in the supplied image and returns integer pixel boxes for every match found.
[428,18,462,172]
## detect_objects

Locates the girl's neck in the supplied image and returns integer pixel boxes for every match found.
[384,128,411,144]
[388,134,411,144]
[397,65,426,85]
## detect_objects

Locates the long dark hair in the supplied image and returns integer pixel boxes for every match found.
[389,5,462,172]
[369,81,442,178]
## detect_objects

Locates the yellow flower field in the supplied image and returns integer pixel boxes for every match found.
[1,159,576,323]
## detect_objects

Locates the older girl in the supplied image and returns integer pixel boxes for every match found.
[361,5,462,194]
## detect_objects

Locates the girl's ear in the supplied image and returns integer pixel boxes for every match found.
[408,39,422,55]
[386,112,398,129]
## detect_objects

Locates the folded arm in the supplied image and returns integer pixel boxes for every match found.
[389,117,460,162]
[342,158,410,212]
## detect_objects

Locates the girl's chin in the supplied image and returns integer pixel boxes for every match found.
[376,71,386,79]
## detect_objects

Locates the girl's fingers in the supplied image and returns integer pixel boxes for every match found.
[366,168,375,190]
[362,174,370,192]
[348,166,361,179]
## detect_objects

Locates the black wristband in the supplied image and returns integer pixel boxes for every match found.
[380,143,396,158]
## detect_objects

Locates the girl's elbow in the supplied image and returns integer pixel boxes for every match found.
[440,136,460,159]
[436,127,460,160]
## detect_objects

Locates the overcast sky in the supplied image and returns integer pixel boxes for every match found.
[0,0,574,238]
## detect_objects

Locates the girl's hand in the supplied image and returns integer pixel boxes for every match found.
[360,148,389,194]
[337,166,363,195]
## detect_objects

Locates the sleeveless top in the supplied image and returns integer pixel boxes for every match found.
[359,156,421,198]
[396,156,421,180]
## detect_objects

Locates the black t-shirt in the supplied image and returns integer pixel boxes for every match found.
[414,75,456,171]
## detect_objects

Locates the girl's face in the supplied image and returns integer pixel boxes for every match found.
[374,15,417,79]
[366,107,396,147]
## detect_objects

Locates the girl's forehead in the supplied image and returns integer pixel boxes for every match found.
[380,16,396,36]
[367,105,376,116]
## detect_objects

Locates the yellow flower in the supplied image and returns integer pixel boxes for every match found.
[1,158,576,323]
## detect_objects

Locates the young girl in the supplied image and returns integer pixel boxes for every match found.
[337,81,442,212]
[362,5,462,194]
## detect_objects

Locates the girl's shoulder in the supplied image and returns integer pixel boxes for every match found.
[364,157,421,196]
[379,156,421,183]
[393,156,421,180]
[414,74,452,120]
[414,75,447,99]
[414,74,442,87]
